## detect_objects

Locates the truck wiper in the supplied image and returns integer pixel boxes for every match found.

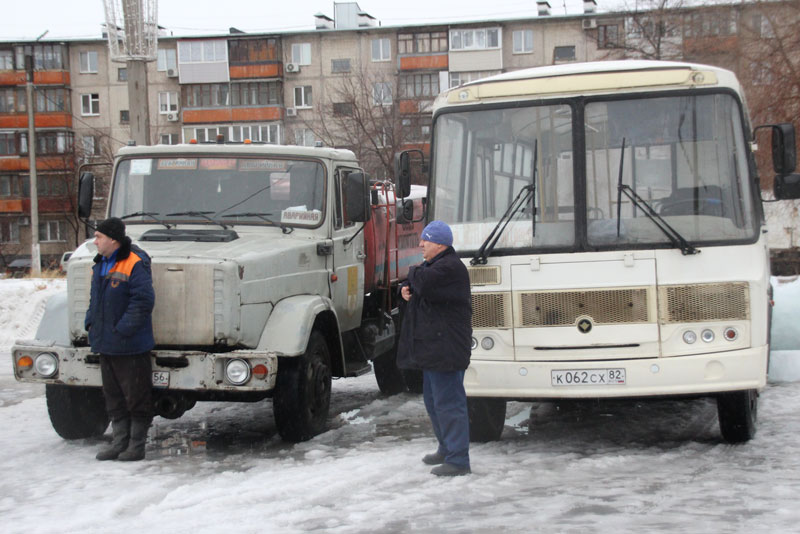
[615,138,699,256]
[471,140,537,266]
[222,212,293,234]
[120,211,172,229]
[166,211,230,230]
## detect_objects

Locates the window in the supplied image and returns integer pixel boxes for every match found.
[81,93,100,116]
[291,43,312,65]
[79,51,98,73]
[371,38,391,61]
[513,30,534,53]
[259,124,280,144]
[553,46,576,62]
[0,219,20,243]
[294,86,312,108]
[35,87,68,112]
[333,102,354,116]
[0,175,27,197]
[450,28,501,51]
[598,25,619,48]
[39,220,65,242]
[448,70,500,89]
[15,44,67,70]
[182,124,280,144]
[178,40,227,63]
[82,136,96,157]
[0,50,13,70]
[37,175,67,197]
[157,48,178,71]
[399,73,439,98]
[120,110,129,123]
[331,59,351,73]
[0,88,26,113]
[229,39,280,63]
[158,91,179,113]
[118,67,127,81]
[0,133,16,155]
[160,133,179,145]
[373,82,392,106]
[294,128,316,147]
[34,132,73,155]
[398,32,448,54]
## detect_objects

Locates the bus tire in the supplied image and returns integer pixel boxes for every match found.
[717,389,757,443]
[468,397,506,442]
[274,331,332,442]
[46,384,109,440]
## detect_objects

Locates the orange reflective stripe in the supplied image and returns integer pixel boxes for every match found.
[105,252,142,281]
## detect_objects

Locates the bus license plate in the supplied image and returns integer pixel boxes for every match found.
[152,371,170,388]
[551,368,626,386]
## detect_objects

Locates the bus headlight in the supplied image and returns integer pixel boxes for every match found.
[480,337,495,350]
[225,358,251,385]
[723,327,739,341]
[701,329,715,343]
[682,331,697,344]
[34,353,58,378]
[471,337,478,351]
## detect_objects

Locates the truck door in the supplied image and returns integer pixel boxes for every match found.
[330,167,366,331]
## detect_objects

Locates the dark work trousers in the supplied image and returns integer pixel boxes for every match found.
[99,353,154,423]
[423,369,470,469]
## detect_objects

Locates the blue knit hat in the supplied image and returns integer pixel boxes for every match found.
[420,220,453,247]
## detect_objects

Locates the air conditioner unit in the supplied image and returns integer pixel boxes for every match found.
[285,62,300,74]
[166,112,179,122]
[166,68,178,78]
[286,107,297,117]
[18,216,29,226]
[582,18,597,29]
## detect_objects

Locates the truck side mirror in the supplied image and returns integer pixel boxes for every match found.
[396,199,415,224]
[78,172,94,219]
[394,152,411,198]
[774,173,800,200]
[772,123,797,175]
[345,172,371,223]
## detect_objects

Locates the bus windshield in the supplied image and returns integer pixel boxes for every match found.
[109,156,326,228]
[431,92,756,254]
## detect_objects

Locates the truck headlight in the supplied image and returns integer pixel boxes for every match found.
[225,358,251,385]
[34,353,58,378]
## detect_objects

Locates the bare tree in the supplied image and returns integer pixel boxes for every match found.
[609,0,687,60]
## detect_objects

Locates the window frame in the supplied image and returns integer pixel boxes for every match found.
[291,43,312,66]
[294,85,313,109]
[158,91,179,114]
[81,93,100,116]
[371,38,391,61]
[79,50,98,74]
[512,29,534,54]
[450,28,502,51]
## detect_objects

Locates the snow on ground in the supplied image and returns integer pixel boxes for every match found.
[2,278,800,534]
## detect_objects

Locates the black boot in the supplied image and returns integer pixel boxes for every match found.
[96,418,130,461]
[117,419,150,461]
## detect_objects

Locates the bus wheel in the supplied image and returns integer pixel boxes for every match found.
[717,389,757,443]
[274,331,332,442]
[468,397,506,442]
[46,384,109,440]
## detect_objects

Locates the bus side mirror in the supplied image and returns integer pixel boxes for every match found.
[345,172,371,223]
[774,173,800,200]
[772,123,797,175]
[395,152,411,198]
[78,172,94,219]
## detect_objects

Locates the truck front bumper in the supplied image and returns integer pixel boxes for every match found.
[11,342,278,393]
[464,345,768,399]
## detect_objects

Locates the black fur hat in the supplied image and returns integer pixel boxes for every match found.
[96,217,126,242]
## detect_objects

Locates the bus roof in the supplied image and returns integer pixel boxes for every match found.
[435,60,742,110]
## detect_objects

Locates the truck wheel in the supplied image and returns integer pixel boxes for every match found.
[468,397,506,442]
[274,331,332,442]
[45,384,109,440]
[717,389,758,443]
[372,350,406,395]
[402,369,424,394]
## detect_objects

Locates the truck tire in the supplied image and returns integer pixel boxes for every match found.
[468,397,506,442]
[46,384,109,440]
[274,331,332,442]
[372,350,406,395]
[717,389,757,443]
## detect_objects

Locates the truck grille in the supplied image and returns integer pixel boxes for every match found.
[468,266,501,285]
[472,292,512,328]
[659,282,749,323]
[517,288,650,327]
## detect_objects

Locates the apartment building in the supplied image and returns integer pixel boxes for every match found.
[0,0,796,270]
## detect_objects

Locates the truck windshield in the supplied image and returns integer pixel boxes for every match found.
[431,92,756,254]
[109,157,326,228]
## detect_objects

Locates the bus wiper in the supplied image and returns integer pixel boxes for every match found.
[471,182,536,265]
[120,211,172,229]
[222,212,293,234]
[615,138,699,256]
[166,211,230,230]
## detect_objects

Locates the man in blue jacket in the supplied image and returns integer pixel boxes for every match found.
[398,220,472,476]
[86,217,156,462]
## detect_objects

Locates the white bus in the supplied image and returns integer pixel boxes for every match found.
[396,60,800,443]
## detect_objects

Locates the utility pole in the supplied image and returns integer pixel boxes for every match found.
[123,0,151,146]
[25,54,41,276]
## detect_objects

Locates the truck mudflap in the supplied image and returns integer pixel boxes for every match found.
[11,342,278,393]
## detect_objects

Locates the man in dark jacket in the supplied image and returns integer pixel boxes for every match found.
[86,217,156,462]
[397,220,472,476]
